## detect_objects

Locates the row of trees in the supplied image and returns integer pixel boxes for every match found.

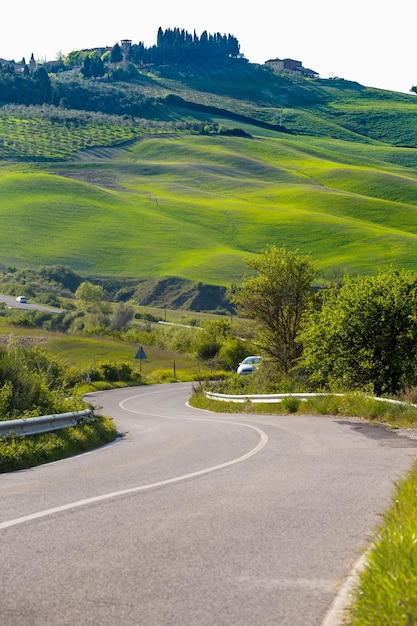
[0,63,151,112]
[127,28,240,65]
[0,27,242,108]
[231,245,417,397]
[0,65,54,106]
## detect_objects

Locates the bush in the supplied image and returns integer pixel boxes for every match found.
[95,360,139,383]
[281,395,301,413]
[40,293,61,307]
[0,344,81,419]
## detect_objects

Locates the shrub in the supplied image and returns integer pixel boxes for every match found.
[0,344,78,418]
[281,395,301,413]
[197,340,221,361]
[96,360,139,383]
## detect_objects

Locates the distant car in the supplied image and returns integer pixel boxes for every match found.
[237,356,262,375]
[15,296,27,303]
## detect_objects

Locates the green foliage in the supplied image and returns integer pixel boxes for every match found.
[0,415,117,472]
[75,281,105,305]
[230,245,315,372]
[298,268,417,395]
[217,337,249,371]
[348,462,417,625]
[196,340,221,361]
[2,62,417,287]
[191,387,417,426]
[0,343,88,419]
[93,360,139,383]
[280,395,301,413]
[110,43,123,64]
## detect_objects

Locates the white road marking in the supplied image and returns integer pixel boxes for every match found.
[0,390,268,531]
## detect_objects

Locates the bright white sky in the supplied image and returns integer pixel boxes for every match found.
[1,0,415,94]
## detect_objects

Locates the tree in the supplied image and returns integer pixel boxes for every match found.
[91,55,105,78]
[217,337,250,371]
[33,67,52,103]
[75,281,105,308]
[297,268,417,396]
[229,245,315,372]
[75,281,110,330]
[81,56,92,78]
[111,302,134,330]
[110,43,123,64]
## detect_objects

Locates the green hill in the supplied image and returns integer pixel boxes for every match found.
[2,60,417,288]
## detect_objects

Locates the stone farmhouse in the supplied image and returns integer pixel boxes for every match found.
[265,57,318,78]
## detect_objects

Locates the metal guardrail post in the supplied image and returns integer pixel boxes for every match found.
[0,409,94,438]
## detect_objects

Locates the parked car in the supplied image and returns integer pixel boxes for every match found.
[15,296,27,303]
[237,356,262,375]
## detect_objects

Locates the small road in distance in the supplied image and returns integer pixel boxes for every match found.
[0,292,62,313]
[0,383,416,625]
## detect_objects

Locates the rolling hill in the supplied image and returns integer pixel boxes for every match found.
[2,59,417,290]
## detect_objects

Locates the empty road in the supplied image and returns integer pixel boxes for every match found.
[1,383,416,625]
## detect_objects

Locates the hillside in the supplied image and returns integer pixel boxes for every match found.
[2,59,417,294]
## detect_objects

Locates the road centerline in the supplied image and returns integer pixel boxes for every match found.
[0,395,268,532]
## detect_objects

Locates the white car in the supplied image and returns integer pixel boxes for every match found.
[15,296,27,303]
[237,356,262,375]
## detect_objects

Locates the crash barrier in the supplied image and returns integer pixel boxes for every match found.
[0,409,94,438]
[204,391,336,404]
[204,391,410,406]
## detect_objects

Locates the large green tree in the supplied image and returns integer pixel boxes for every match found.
[298,268,417,395]
[75,281,105,307]
[230,245,315,372]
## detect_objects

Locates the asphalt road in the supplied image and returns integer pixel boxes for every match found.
[0,293,62,313]
[1,383,416,625]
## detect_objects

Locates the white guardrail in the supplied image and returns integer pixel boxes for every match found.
[204,391,336,404]
[204,391,409,406]
[0,409,94,438]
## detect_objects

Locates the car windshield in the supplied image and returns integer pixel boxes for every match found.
[243,357,261,364]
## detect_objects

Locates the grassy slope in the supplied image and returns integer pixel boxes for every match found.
[2,67,417,284]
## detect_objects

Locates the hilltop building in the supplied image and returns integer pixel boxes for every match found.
[120,40,132,56]
[265,57,318,78]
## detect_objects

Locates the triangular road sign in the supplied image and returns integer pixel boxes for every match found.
[135,346,147,360]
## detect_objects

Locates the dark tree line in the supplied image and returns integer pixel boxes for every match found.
[127,28,240,65]
[0,64,54,106]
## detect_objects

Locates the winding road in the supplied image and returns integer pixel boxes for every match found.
[1,383,416,625]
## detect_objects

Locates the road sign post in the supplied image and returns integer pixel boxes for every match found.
[135,346,147,374]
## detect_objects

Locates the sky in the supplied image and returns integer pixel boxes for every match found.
[1,0,415,95]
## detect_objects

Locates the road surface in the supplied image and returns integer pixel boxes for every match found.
[0,293,62,313]
[1,383,416,625]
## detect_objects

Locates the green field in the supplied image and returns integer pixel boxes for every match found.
[2,69,417,286]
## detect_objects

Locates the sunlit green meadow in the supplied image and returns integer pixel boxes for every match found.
[2,118,417,284]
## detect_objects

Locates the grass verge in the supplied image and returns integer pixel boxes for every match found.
[189,389,417,427]
[346,463,417,625]
[0,415,118,473]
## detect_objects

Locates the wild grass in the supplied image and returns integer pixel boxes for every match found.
[190,389,417,428]
[0,319,204,383]
[346,462,417,625]
[0,415,117,472]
